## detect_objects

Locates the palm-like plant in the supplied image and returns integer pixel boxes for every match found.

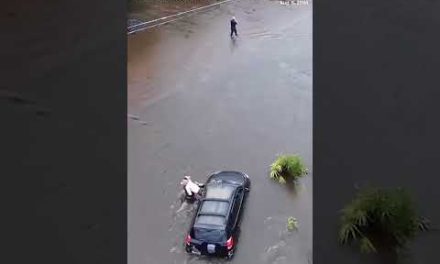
[270,154,308,184]
[339,188,429,254]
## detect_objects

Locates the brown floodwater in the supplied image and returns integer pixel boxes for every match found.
[128,1,312,263]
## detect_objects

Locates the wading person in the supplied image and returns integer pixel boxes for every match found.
[230,16,238,37]
[180,176,202,200]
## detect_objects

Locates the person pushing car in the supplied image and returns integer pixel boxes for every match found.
[180,176,202,199]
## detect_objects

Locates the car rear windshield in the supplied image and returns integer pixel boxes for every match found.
[193,227,226,242]
[205,184,235,200]
[199,200,229,215]
[195,215,225,226]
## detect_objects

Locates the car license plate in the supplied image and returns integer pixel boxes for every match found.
[207,244,216,254]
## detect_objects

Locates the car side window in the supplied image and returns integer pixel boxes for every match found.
[226,200,236,227]
[230,188,243,227]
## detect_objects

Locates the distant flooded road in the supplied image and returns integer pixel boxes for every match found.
[128,0,312,264]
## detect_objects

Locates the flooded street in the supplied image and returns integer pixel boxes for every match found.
[128,0,312,263]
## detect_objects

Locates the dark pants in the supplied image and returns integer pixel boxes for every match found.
[231,27,238,37]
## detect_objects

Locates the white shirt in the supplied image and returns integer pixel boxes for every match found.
[185,179,200,196]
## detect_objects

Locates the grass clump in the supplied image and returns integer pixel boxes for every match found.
[339,187,429,254]
[287,217,298,231]
[270,154,307,184]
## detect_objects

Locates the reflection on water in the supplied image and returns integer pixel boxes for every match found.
[230,36,238,53]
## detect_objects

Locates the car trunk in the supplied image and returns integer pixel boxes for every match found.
[191,227,227,255]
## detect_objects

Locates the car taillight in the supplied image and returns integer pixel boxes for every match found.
[185,234,192,245]
[226,236,234,250]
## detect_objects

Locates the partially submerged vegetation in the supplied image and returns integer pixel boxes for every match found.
[339,187,429,254]
[287,216,298,231]
[270,154,308,184]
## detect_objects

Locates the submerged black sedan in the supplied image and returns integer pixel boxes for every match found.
[184,171,251,259]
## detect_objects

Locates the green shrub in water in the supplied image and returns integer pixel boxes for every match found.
[287,217,298,231]
[339,188,429,254]
[270,154,307,184]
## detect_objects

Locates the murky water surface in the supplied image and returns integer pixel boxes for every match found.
[128,1,312,263]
